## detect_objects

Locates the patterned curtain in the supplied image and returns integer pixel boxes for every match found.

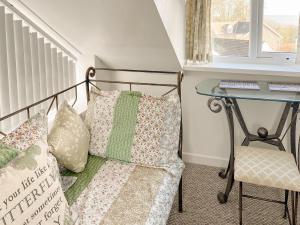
[186,0,212,63]
[296,14,300,64]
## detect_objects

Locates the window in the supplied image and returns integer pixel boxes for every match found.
[211,0,300,64]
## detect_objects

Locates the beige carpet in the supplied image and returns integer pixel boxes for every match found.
[168,163,299,225]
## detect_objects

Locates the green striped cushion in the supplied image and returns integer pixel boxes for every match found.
[0,145,18,169]
[106,91,141,162]
[63,155,106,205]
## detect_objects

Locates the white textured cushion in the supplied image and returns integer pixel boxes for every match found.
[235,146,300,192]
[48,101,90,173]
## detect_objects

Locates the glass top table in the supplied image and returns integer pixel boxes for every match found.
[196,79,300,103]
[195,79,300,204]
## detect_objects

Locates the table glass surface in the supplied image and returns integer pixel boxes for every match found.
[196,79,300,103]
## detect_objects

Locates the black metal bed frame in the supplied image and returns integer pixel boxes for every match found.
[0,66,184,213]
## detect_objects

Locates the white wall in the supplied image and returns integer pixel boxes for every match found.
[154,0,186,67]
[14,0,179,114]
[21,0,182,71]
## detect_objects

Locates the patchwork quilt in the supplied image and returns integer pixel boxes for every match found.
[63,155,184,225]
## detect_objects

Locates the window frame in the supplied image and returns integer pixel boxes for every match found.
[212,0,298,65]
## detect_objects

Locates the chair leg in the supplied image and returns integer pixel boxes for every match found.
[178,177,183,213]
[294,192,298,225]
[284,190,289,219]
[239,182,243,225]
[291,191,296,225]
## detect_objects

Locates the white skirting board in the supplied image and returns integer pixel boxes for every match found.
[182,152,228,168]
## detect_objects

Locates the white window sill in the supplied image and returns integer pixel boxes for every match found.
[184,63,300,77]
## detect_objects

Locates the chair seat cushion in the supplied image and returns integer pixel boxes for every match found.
[235,146,300,192]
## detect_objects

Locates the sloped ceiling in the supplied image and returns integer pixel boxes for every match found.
[20,0,183,71]
[154,0,185,67]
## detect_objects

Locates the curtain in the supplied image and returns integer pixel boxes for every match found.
[186,0,212,63]
[296,14,300,64]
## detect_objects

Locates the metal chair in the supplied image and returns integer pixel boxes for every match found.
[235,143,300,225]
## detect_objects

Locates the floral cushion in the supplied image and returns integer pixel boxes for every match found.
[85,89,181,168]
[0,140,75,225]
[0,111,48,151]
[48,102,90,173]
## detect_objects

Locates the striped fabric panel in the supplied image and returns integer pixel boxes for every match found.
[86,90,120,157]
[106,91,142,162]
[0,145,18,169]
[99,166,166,225]
[63,155,106,205]
[70,160,136,224]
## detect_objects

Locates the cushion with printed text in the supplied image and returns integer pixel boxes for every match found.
[0,140,75,225]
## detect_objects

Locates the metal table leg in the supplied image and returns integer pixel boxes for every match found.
[218,98,250,181]
[290,103,299,158]
[232,100,291,150]
[218,160,231,179]
[208,97,235,203]
[217,98,235,203]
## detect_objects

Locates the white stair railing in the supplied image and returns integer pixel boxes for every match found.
[0,4,77,132]
[0,7,11,130]
[23,26,34,107]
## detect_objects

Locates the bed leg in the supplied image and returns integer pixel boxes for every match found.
[178,176,183,213]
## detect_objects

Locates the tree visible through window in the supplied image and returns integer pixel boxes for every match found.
[212,0,250,57]
[211,0,300,62]
[263,0,300,53]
